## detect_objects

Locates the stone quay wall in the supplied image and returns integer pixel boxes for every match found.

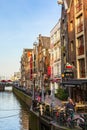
[13,87,32,107]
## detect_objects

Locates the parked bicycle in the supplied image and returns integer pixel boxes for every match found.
[66,108,76,128]
[77,114,87,130]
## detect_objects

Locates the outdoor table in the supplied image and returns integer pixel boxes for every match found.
[62,101,68,106]
[75,103,86,112]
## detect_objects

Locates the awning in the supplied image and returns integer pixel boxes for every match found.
[61,79,87,87]
[50,78,61,83]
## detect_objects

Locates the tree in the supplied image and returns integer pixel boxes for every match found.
[56,87,68,101]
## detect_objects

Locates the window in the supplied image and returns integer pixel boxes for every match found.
[77,35,84,47]
[77,15,83,33]
[71,41,74,52]
[70,21,73,31]
[72,61,74,66]
[79,58,85,78]
[77,35,84,55]
[56,49,57,60]
[77,14,83,25]
[57,47,61,59]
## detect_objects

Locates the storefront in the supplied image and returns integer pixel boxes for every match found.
[61,79,87,102]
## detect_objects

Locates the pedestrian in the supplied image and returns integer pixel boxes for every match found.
[50,102,54,109]
[66,98,75,119]
[37,95,41,102]
[66,98,75,111]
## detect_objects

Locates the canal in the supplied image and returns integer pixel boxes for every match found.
[0,88,30,130]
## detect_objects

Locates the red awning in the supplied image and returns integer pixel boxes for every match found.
[7,80,12,82]
[1,80,6,82]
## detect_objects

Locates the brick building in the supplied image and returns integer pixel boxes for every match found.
[68,0,87,79]
[20,48,33,88]
[60,0,87,101]
[37,34,50,90]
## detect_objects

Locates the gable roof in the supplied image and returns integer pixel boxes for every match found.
[67,0,73,12]
[66,0,71,7]
[38,34,50,49]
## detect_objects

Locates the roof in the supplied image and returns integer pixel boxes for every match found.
[66,0,71,7]
[38,34,50,49]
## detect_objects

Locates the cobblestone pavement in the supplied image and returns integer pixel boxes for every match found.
[44,95,83,130]
[45,94,63,107]
[44,95,81,119]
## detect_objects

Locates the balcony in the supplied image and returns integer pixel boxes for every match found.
[77,23,83,33]
[78,45,84,56]
[76,2,82,13]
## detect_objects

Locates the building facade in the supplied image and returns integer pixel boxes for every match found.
[50,20,61,92]
[67,0,87,79]
[60,0,87,101]
[20,48,32,88]
[37,34,50,92]
[60,0,69,76]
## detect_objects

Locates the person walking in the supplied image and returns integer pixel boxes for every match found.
[66,98,75,119]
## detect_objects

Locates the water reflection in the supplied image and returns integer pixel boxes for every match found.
[5,86,12,91]
[20,109,29,130]
[0,91,29,130]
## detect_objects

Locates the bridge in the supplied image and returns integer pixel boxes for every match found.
[0,80,14,91]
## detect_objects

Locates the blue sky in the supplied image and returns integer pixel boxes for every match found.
[0,0,61,78]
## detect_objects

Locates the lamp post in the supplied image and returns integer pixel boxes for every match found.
[39,69,45,103]
[52,84,55,101]
[33,42,38,70]
[41,49,46,103]
[32,73,37,101]
[41,72,44,103]
[33,42,39,88]
[31,73,37,111]
[51,81,55,104]
[32,42,38,100]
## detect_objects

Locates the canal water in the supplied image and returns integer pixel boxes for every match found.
[0,88,29,130]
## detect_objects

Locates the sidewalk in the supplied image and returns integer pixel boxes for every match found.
[44,95,82,130]
[44,94,81,119]
[44,94,63,107]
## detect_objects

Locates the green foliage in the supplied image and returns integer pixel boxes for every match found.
[56,87,69,101]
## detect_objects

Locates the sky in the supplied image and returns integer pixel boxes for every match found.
[0,0,61,78]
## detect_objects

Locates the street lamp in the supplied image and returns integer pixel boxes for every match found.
[41,49,46,103]
[51,81,55,103]
[41,72,45,103]
[32,73,37,101]
[39,69,45,103]
[33,42,39,87]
